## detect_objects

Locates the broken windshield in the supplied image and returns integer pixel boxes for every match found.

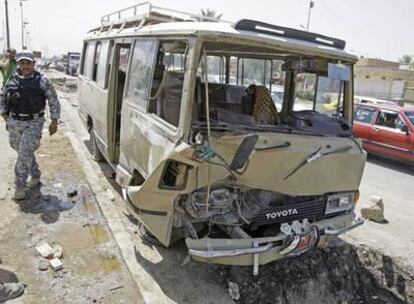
[192,41,353,136]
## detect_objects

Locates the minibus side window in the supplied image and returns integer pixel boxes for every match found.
[96,40,110,88]
[148,41,187,127]
[92,42,102,81]
[83,41,96,79]
[125,39,158,111]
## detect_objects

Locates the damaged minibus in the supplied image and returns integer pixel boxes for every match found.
[78,3,366,273]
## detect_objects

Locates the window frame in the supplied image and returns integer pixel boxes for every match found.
[374,110,400,129]
[148,39,189,129]
[95,40,112,89]
[82,41,96,80]
[124,38,159,113]
[353,106,376,124]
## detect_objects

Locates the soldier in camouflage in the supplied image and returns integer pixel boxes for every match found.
[0,51,61,200]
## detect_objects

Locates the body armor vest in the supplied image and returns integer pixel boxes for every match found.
[7,71,46,115]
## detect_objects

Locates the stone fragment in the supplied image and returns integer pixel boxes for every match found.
[35,242,54,258]
[49,258,64,271]
[228,281,240,301]
[106,189,116,202]
[67,187,78,197]
[360,195,386,223]
[38,259,49,271]
[52,243,64,259]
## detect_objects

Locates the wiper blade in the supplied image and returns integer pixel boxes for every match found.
[284,146,322,180]
[255,141,291,151]
[284,145,353,180]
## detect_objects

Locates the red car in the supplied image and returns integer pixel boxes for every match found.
[353,103,414,163]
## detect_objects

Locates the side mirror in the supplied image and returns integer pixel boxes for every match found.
[230,135,259,170]
[401,125,410,135]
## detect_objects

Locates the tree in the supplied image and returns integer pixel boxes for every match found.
[198,9,223,22]
[399,55,412,65]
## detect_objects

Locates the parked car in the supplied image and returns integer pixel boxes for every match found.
[353,103,414,163]
[354,96,397,106]
[65,52,81,76]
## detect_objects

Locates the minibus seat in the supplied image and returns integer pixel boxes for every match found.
[156,71,185,126]
[246,84,280,125]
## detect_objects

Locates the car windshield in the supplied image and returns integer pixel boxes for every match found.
[192,41,352,136]
[405,111,414,125]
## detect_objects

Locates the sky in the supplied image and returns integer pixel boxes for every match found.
[0,0,413,61]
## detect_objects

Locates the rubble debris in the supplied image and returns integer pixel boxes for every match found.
[110,285,124,292]
[360,195,386,223]
[227,244,412,304]
[38,260,49,271]
[228,281,240,301]
[54,183,63,189]
[67,187,78,198]
[35,242,54,258]
[181,255,191,267]
[52,243,64,259]
[106,189,116,202]
[49,258,64,272]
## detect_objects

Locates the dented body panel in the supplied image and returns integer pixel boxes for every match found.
[78,7,366,267]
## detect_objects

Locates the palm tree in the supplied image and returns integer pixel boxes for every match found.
[198,9,223,22]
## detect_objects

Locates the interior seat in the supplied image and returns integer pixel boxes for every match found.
[156,71,184,126]
[246,84,280,125]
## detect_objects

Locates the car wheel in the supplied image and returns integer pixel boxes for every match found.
[90,128,104,162]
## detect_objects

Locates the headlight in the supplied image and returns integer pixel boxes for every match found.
[325,192,355,215]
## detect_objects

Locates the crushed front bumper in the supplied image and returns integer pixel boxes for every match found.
[186,212,363,267]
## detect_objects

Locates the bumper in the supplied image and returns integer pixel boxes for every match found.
[186,212,363,266]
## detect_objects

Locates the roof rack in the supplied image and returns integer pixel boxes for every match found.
[234,19,346,50]
[99,2,231,28]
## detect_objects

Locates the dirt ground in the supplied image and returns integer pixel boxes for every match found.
[0,121,142,303]
[225,242,414,304]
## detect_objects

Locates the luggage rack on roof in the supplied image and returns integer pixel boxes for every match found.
[92,2,231,34]
[234,19,346,50]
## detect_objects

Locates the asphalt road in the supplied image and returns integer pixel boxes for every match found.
[344,153,414,269]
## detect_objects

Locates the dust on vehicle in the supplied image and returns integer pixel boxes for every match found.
[77,3,366,272]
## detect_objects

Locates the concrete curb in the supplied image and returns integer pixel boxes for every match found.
[61,99,174,304]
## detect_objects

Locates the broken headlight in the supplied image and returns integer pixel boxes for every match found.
[325,192,354,215]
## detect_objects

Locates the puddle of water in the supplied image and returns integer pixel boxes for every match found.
[52,223,121,275]
[88,224,109,245]
[53,224,109,255]
[77,254,121,276]
[82,190,96,215]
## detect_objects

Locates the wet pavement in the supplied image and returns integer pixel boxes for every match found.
[0,118,142,303]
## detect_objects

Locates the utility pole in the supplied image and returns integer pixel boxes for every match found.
[20,1,25,49]
[306,0,314,31]
[4,0,10,49]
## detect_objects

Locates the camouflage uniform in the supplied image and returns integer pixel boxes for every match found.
[0,72,60,188]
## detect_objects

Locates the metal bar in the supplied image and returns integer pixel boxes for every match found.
[4,0,10,49]
[324,217,364,236]
[188,243,273,258]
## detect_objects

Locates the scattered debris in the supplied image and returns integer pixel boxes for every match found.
[360,195,386,223]
[36,242,55,258]
[52,243,64,259]
[38,259,49,271]
[181,255,191,267]
[49,258,64,272]
[110,285,124,292]
[67,187,78,198]
[228,281,240,301]
[106,189,116,202]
